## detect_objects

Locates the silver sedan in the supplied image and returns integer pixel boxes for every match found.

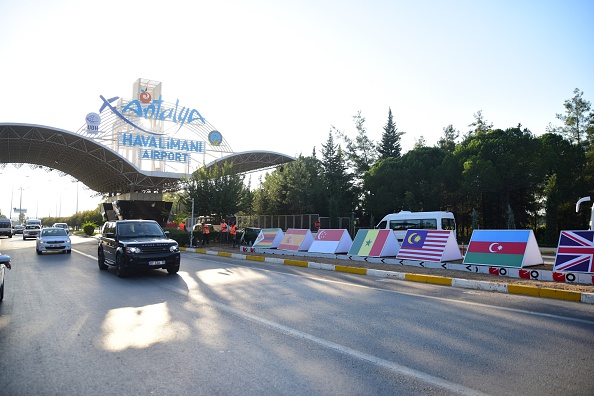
[36,228,72,254]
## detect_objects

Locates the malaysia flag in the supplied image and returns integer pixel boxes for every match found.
[397,230,450,262]
[554,231,594,273]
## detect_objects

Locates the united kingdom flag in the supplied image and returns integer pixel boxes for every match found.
[554,231,594,273]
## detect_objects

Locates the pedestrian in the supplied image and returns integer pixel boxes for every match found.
[230,222,238,248]
[201,223,210,245]
[220,220,228,243]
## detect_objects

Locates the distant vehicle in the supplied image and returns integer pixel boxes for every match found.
[376,211,457,242]
[25,219,42,228]
[36,227,72,254]
[0,218,12,238]
[98,220,180,277]
[13,225,24,234]
[23,225,41,240]
[0,253,10,301]
[52,223,69,232]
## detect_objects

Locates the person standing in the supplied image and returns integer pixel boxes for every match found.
[220,220,228,243]
[230,222,238,248]
[201,223,210,245]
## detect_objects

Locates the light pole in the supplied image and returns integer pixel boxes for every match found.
[189,198,195,248]
[18,186,25,224]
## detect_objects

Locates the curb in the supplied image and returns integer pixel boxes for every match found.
[180,247,594,304]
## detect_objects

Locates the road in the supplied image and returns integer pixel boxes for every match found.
[0,235,593,396]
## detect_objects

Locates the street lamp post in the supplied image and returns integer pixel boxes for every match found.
[18,186,24,224]
[189,198,195,248]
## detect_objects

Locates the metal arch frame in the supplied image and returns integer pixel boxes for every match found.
[205,151,297,174]
[0,123,183,194]
[0,123,297,195]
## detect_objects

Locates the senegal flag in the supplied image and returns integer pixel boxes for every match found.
[463,230,530,267]
[348,229,395,257]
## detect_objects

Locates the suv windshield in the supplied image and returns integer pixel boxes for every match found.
[117,222,164,238]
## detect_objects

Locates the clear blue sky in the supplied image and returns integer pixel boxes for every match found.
[1,0,593,218]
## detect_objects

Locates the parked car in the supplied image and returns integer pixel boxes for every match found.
[36,227,72,254]
[23,225,41,240]
[0,254,10,301]
[98,220,180,277]
[13,224,24,234]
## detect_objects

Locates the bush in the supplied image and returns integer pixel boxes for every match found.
[82,221,97,236]
[164,228,192,247]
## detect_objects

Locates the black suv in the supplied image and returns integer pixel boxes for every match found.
[98,220,180,277]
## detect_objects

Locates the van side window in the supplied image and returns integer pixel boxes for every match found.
[377,221,387,229]
[389,219,437,230]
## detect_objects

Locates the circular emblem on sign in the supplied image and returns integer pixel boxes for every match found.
[139,90,152,103]
[208,130,222,146]
[85,112,101,133]
[86,112,101,126]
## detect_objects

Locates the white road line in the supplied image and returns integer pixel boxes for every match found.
[174,272,490,396]
[188,253,594,326]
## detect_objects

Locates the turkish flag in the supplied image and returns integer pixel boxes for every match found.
[552,272,566,282]
[489,267,500,275]
[519,269,531,279]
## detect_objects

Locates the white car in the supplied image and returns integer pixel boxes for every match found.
[36,227,72,254]
[52,223,70,233]
[23,225,41,240]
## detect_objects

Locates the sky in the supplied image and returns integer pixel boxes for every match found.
[0,0,593,220]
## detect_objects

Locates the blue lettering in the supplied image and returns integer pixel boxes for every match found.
[122,100,143,116]
[188,109,205,124]
[132,135,143,147]
[121,133,134,146]
[141,150,150,159]
[148,136,157,148]
[153,96,163,119]
[169,138,180,150]
[141,135,150,147]
[144,103,156,119]
[159,107,173,121]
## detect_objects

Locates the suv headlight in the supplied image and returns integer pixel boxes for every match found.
[126,246,141,254]
[170,245,179,252]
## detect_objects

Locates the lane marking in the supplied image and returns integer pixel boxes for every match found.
[175,272,490,396]
[186,253,594,326]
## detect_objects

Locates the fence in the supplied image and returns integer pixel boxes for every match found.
[236,214,354,236]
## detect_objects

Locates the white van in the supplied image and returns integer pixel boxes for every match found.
[376,211,456,242]
[0,218,12,238]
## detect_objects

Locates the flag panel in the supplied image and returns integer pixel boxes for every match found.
[554,230,594,273]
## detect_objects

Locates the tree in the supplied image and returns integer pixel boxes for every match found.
[437,124,459,152]
[547,88,592,146]
[321,132,354,225]
[456,127,543,229]
[466,110,493,137]
[182,162,249,219]
[377,108,404,159]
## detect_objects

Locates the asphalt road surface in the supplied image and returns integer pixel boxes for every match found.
[1,235,593,396]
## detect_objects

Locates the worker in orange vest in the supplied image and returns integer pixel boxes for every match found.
[220,220,228,243]
[230,223,238,248]
[201,223,210,246]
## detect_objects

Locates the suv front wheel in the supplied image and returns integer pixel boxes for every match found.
[98,248,108,270]
[115,254,127,278]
